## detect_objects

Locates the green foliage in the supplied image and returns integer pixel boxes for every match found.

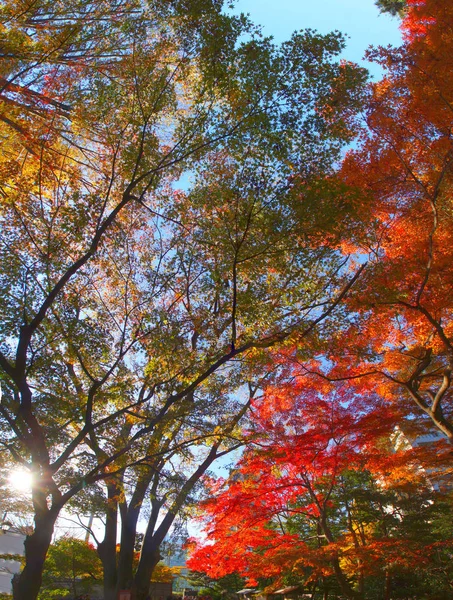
[186,571,245,600]
[37,591,69,600]
[375,0,406,16]
[39,537,102,599]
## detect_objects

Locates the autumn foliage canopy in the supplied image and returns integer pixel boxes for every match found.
[1,1,453,599]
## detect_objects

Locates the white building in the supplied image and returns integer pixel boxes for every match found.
[0,528,25,594]
[391,425,451,491]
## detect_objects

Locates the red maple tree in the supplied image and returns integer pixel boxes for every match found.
[309,0,453,442]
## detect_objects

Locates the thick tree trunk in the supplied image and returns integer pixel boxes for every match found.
[116,473,154,591]
[116,503,142,590]
[13,510,58,600]
[132,544,162,600]
[132,445,222,599]
[132,505,174,600]
[98,481,120,600]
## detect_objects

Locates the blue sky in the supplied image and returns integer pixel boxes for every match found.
[233,0,402,78]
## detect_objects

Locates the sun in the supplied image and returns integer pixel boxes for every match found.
[8,468,33,492]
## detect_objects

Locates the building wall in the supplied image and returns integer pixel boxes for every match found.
[0,530,25,594]
[149,581,173,600]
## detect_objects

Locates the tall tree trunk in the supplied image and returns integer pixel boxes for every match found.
[132,536,164,600]
[116,476,152,591]
[131,497,168,600]
[13,509,58,600]
[116,503,142,589]
[132,443,228,599]
[98,480,121,600]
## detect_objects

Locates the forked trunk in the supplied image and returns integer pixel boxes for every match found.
[131,506,170,600]
[115,473,153,592]
[132,547,162,600]
[116,504,142,590]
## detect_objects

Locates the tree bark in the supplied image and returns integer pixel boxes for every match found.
[130,495,168,600]
[13,509,58,600]
[116,503,142,589]
[116,475,152,591]
[132,536,164,600]
[98,480,121,600]
[132,445,224,598]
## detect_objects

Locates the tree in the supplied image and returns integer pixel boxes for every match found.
[89,394,253,600]
[185,571,246,600]
[39,537,102,599]
[187,383,453,600]
[298,0,453,444]
[375,0,406,16]
[187,387,384,599]
[0,1,368,599]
